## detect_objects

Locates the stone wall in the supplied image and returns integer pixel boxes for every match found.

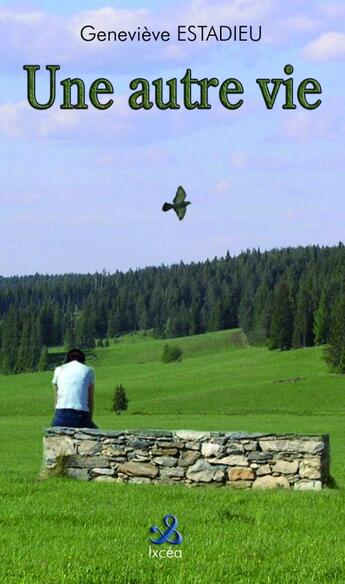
[43,428,330,490]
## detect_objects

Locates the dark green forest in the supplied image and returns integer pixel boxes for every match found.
[1,244,345,374]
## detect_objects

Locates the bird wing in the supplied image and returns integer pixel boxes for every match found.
[175,205,187,221]
[173,186,186,205]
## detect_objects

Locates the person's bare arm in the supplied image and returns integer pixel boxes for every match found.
[53,384,58,408]
[52,367,59,409]
[88,384,94,417]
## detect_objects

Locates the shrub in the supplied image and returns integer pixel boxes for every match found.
[38,453,66,480]
[112,384,129,414]
[161,344,183,363]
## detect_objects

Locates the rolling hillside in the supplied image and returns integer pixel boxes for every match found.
[2,329,345,583]
[1,328,343,419]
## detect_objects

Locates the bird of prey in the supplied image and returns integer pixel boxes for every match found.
[162,186,191,221]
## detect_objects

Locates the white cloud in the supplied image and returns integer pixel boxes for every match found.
[281,113,316,142]
[0,102,32,139]
[302,32,345,61]
[0,99,121,140]
[0,8,44,24]
[275,15,319,35]
[71,7,149,30]
[319,2,345,20]
[182,0,271,23]
[97,146,174,167]
[215,180,232,194]
[0,93,243,144]
[229,153,248,169]
[280,105,343,143]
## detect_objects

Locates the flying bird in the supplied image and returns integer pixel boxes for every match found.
[162,186,191,221]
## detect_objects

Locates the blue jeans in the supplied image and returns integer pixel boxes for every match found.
[51,409,98,429]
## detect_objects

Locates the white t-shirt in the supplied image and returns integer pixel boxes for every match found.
[52,360,95,412]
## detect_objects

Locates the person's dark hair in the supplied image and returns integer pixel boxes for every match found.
[65,348,86,364]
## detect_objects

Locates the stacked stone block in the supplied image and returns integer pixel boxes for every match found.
[43,428,330,490]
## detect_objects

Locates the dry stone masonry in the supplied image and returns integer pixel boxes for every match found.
[43,428,330,490]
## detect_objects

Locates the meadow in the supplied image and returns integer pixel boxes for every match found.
[1,329,345,584]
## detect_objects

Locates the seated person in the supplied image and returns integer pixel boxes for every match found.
[51,348,98,429]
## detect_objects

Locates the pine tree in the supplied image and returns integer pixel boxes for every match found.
[164,317,175,339]
[250,283,270,344]
[314,288,331,345]
[1,354,10,375]
[137,298,148,331]
[112,384,128,414]
[269,281,293,350]
[238,290,254,337]
[31,315,43,369]
[40,303,56,346]
[1,307,20,373]
[38,346,49,371]
[76,303,96,349]
[208,301,222,331]
[95,298,108,340]
[189,299,202,335]
[292,280,315,348]
[262,290,275,339]
[16,317,34,373]
[325,295,345,373]
[53,305,63,345]
[2,244,345,358]
[107,307,121,338]
[64,326,76,350]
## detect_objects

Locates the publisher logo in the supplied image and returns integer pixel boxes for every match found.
[148,514,183,559]
[150,514,183,545]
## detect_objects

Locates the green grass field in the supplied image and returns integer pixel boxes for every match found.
[1,329,345,583]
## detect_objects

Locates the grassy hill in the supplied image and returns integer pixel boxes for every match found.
[1,329,345,583]
[2,328,345,418]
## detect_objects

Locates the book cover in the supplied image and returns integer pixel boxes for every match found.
[0,2,344,583]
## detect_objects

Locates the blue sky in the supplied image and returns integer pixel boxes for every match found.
[0,1,344,275]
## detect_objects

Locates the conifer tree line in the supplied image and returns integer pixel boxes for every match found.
[0,244,344,373]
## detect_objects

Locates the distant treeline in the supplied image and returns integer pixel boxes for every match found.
[1,244,345,374]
